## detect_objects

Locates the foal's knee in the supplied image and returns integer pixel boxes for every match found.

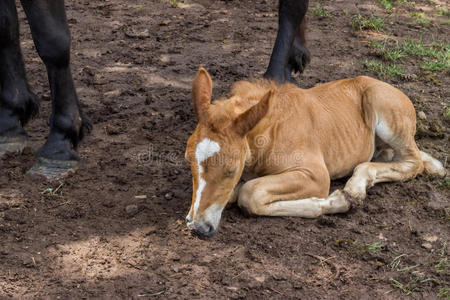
[237,181,268,216]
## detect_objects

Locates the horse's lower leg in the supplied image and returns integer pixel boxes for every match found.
[21,0,91,179]
[343,158,424,203]
[0,0,39,156]
[264,0,309,83]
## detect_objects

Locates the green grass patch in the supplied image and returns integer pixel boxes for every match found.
[390,277,419,295]
[437,8,450,17]
[366,242,385,254]
[364,59,404,78]
[438,287,450,298]
[368,38,449,72]
[411,12,431,26]
[378,0,410,9]
[352,14,385,32]
[369,40,406,61]
[444,106,450,120]
[379,0,394,10]
[311,4,332,18]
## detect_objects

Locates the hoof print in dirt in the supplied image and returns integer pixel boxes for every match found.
[0,136,28,157]
[27,158,79,181]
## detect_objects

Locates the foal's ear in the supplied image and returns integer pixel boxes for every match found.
[192,67,213,123]
[233,90,272,137]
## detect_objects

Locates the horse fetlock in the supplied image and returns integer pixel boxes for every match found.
[326,190,351,214]
[0,85,39,126]
[289,43,310,74]
[36,133,80,162]
[343,178,367,203]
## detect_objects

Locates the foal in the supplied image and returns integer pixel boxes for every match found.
[185,68,445,237]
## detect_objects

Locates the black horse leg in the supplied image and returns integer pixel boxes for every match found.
[264,0,310,83]
[0,0,39,156]
[288,17,310,76]
[20,0,91,179]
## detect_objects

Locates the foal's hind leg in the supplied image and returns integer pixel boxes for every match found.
[420,151,446,177]
[344,127,424,202]
[343,157,423,203]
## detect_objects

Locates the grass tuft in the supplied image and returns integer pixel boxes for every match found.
[311,4,333,18]
[352,14,385,32]
[411,12,431,26]
[368,37,449,72]
[364,59,404,78]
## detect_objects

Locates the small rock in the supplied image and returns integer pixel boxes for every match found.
[125,204,139,217]
[164,193,173,200]
[254,275,266,283]
[160,19,171,26]
[104,89,121,97]
[104,124,121,135]
[134,195,147,199]
[145,226,157,235]
[378,233,387,241]
[422,234,438,243]
[124,28,150,38]
[421,242,432,249]
[417,111,427,120]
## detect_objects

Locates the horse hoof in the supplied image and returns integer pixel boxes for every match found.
[27,157,79,181]
[342,190,363,210]
[0,135,28,157]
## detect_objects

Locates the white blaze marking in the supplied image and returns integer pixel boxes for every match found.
[193,138,221,215]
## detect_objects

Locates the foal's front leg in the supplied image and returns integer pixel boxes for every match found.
[21,0,91,179]
[237,164,351,218]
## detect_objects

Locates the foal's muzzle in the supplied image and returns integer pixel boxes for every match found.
[186,218,216,238]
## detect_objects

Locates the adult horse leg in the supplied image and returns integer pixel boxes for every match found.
[264,0,310,83]
[0,0,39,157]
[21,0,91,180]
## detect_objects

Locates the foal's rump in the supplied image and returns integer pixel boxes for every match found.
[359,77,420,160]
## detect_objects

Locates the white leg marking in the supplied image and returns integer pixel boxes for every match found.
[253,190,350,218]
[420,151,446,177]
[193,138,221,216]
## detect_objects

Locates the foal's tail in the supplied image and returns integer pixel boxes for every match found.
[420,151,446,177]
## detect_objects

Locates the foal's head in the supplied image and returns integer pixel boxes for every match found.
[185,68,271,238]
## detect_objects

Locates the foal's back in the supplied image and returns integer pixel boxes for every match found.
[246,76,417,179]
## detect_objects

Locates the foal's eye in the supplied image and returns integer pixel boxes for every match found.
[226,168,237,177]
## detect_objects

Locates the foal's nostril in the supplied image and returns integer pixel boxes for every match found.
[203,222,214,235]
[185,215,192,224]
[189,221,215,238]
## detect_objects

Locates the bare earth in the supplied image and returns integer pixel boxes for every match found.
[0,0,449,299]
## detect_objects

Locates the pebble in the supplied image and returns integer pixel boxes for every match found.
[164,193,173,200]
[421,242,432,249]
[125,204,139,217]
[418,111,427,120]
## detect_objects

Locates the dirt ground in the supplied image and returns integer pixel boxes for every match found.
[0,0,449,298]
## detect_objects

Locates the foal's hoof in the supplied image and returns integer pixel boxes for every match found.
[0,135,28,157]
[342,191,363,209]
[27,157,79,181]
